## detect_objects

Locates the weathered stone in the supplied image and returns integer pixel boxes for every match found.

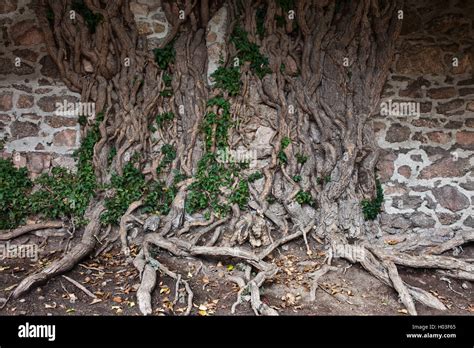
[420,102,432,113]
[39,55,60,79]
[53,130,77,147]
[463,216,474,228]
[445,121,463,129]
[437,212,461,225]
[27,152,51,173]
[136,21,153,35]
[10,20,44,45]
[410,185,430,192]
[397,165,411,178]
[34,88,52,94]
[21,113,41,121]
[467,103,474,112]
[460,181,474,191]
[37,95,78,112]
[459,88,474,96]
[396,46,445,75]
[16,94,34,108]
[432,185,470,212]
[427,87,456,99]
[418,157,468,179]
[52,155,77,172]
[412,132,427,143]
[436,99,464,114]
[399,77,430,98]
[411,118,440,128]
[35,143,44,150]
[377,152,396,182]
[206,4,228,85]
[0,0,17,13]
[392,195,423,209]
[457,78,474,86]
[10,120,39,139]
[0,114,11,122]
[466,119,474,128]
[380,213,411,230]
[153,22,166,34]
[12,84,32,93]
[44,116,77,128]
[456,131,474,149]
[0,91,13,111]
[410,154,423,162]
[426,131,451,144]
[385,124,410,143]
[409,212,436,228]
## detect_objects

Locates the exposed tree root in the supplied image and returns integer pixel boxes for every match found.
[11,203,105,299]
[332,242,450,314]
[0,222,64,241]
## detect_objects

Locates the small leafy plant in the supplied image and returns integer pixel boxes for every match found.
[361,179,384,220]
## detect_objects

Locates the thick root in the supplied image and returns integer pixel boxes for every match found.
[333,242,449,314]
[11,203,105,299]
[0,221,64,241]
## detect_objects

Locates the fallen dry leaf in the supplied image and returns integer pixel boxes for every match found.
[112,296,123,303]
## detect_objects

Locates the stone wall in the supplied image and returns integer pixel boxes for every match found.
[0,0,80,177]
[0,0,472,234]
[374,0,474,233]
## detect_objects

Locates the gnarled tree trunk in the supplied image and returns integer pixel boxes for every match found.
[10,0,474,316]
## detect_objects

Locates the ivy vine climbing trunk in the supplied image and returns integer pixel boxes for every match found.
[10,0,474,316]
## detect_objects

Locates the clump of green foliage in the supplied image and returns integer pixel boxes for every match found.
[229,180,250,210]
[30,116,100,225]
[72,0,102,33]
[142,181,177,216]
[156,144,176,175]
[292,174,302,182]
[317,175,332,185]
[0,159,33,229]
[202,97,232,151]
[101,144,178,224]
[101,161,146,225]
[0,115,101,229]
[155,111,174,129]
[231,27,271,79]
[361,179,384,221]
[186,153,232,216]
[278,136,291,165]
[248,172,263,182]
[211,66,241,96]
[153,41,175,70]
[295,190,315,206]
[295,153,308,165]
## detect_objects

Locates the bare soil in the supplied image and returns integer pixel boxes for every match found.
[1,234,472,316]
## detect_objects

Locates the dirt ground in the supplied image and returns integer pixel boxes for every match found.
[0,233,473,316]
